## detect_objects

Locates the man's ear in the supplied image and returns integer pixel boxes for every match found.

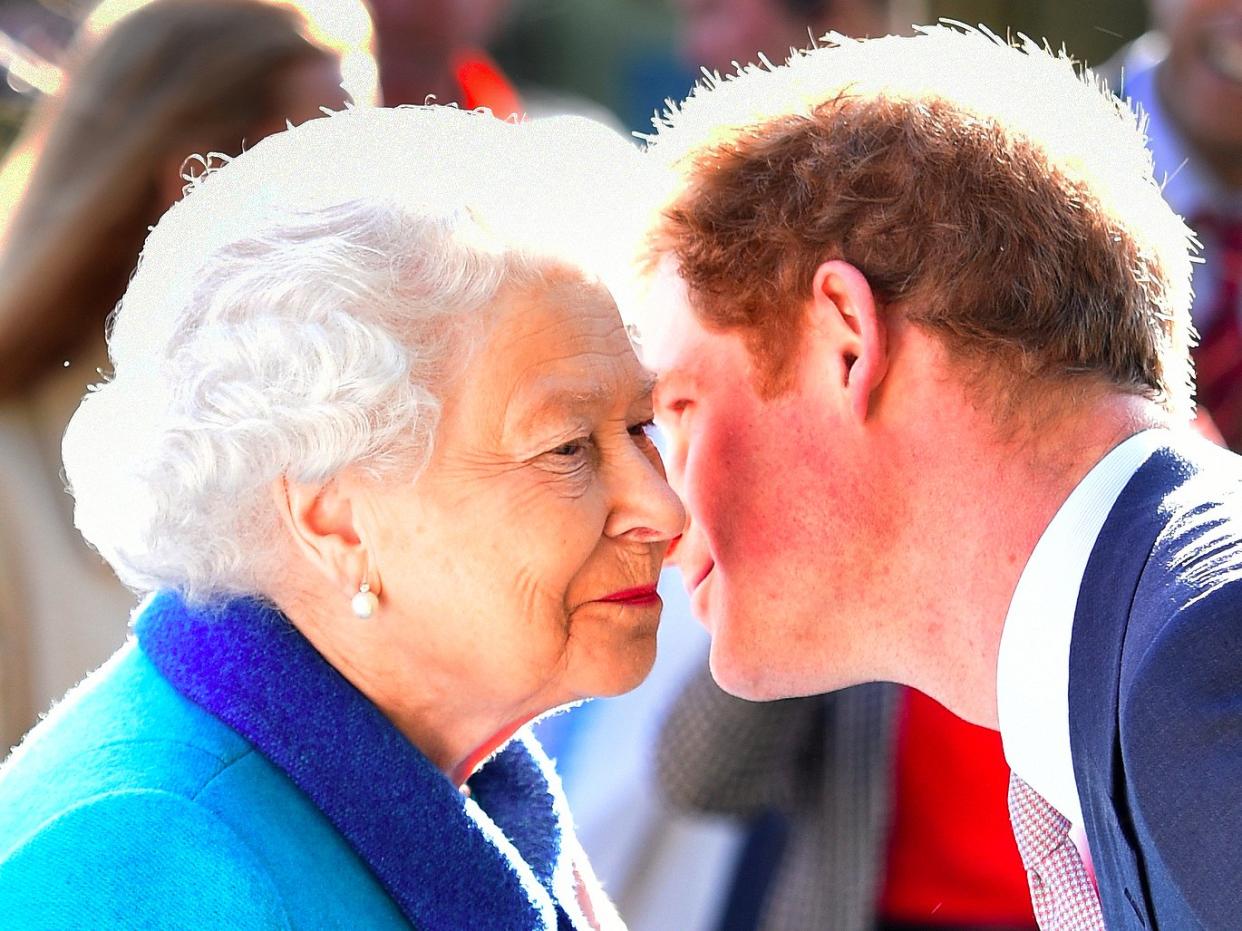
[271,474,373,596]
[808,260,887,423]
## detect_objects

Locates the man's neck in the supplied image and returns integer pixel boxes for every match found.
[882,392,1166,728]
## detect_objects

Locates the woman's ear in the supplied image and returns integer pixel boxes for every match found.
[271,474,369,595]
[808,260,887,423]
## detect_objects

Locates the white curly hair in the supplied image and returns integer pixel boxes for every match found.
[63,105,649,603]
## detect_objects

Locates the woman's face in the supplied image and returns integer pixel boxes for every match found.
[361,273,685,721]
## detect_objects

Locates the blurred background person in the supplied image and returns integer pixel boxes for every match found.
[368,0,619,125]
[367,0,521,115]
[675,0,896,73]
[659,678,1039,931]
[0,0,375,754]
[1104,0,1242,448]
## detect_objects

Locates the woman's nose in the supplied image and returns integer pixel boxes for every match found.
[605,444,688,544]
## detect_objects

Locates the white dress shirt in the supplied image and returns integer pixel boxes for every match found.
[996,429,1169,828]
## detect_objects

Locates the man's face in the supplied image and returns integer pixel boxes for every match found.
[643,262,887,700]
[1152,0,1242,166]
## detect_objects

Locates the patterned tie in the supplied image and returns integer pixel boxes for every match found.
[1007,773,1105,931]
[1191,213,1242,451]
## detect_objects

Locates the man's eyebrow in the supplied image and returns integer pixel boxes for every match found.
[652,368,692,399]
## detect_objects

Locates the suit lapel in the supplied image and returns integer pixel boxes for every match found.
[1068,445,1194,928]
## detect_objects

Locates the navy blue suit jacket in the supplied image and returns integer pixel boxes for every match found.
[1070,436,1242,929]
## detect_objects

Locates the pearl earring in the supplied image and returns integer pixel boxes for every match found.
[351,579,378,619]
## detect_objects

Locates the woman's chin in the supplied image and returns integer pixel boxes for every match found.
[576,638,659,700]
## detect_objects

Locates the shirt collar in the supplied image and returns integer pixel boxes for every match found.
[135,591,581,930]
[996,429,1167,826]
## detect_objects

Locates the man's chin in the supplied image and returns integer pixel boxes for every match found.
[707,638,794,702]
[707,627,862,702]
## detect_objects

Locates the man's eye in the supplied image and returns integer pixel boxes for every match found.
[628,419,657,440]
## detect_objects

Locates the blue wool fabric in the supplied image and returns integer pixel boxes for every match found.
[0,592,590,930]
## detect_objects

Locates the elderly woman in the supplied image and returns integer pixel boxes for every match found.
[0,106,683,929]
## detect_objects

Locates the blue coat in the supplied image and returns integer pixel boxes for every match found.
[0,593,593,930]
[1070,438,1242,929]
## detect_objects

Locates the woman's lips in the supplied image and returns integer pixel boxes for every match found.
[597,585,662,606]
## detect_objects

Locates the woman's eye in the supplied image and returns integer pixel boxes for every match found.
[550,437,591,459]
[543,436,596,476]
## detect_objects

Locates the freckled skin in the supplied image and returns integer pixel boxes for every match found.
[359,273,685,738]
[647,264,904,700]
[645,254,1160,723]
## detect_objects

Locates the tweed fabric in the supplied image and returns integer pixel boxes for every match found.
[1008,774,1104,931]
[0,593,602,930]
[657,671,897,931]
[137,592,585,930]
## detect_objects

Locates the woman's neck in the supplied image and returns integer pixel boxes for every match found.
[272,591,552,787]
[449,717,535,787]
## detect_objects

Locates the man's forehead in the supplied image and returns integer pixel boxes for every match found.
[635,259,702,375]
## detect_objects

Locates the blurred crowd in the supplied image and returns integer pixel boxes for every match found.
[0,2,1237,930]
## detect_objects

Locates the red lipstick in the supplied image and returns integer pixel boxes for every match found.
[598,585,662,606]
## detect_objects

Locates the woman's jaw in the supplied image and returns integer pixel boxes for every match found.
[270,271,684,783]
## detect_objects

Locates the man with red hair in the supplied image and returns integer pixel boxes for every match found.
[635,25,1239,931]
